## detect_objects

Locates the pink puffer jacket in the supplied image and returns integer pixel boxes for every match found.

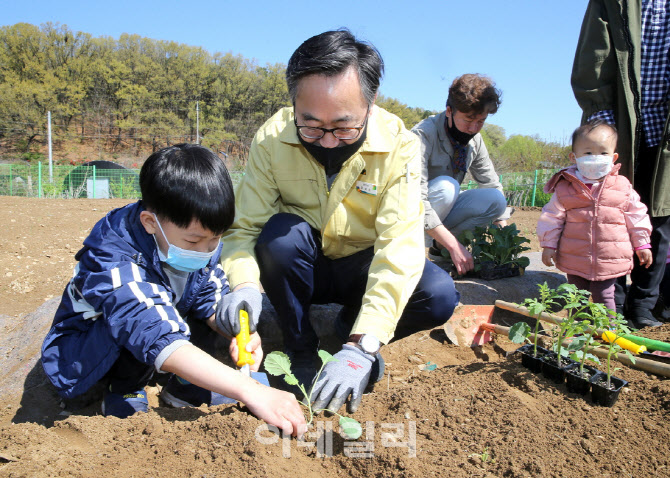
[538,164,651,281]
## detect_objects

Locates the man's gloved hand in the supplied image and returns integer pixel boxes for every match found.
[215,286,262,337]
[310,344,374,414]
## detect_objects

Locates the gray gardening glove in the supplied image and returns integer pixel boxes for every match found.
[311,344,374,414]
[215,287,262,337]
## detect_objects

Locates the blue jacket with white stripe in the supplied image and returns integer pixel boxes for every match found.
[41,202,229,398]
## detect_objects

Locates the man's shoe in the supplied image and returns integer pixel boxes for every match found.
[161,374,236,408]
[102,387,149,418]
[630,316,663,329]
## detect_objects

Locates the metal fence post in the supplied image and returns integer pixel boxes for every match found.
[9,164,12,196]
[531,169,539,207]
[38,162,43,198]
[92,165,96,199]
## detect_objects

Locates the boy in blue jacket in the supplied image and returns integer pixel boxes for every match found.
[41,144,305,436]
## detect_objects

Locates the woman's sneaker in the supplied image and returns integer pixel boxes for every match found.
[102,387,149,418]
[161,375,236,408]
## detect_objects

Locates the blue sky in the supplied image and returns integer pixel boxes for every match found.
[5,0,588,144]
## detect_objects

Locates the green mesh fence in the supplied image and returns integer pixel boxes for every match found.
[461,169,559,207]
[0,163,246,199]
[2,162,553,205]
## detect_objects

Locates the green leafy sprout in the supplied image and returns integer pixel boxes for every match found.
[468,446,495,464]
[567,301,611,377]
[509,282,561,357]
[264,350,363,440]
[550,283,594,367]
[601,313,636,389]
[456,223,531,272]
[510,283,635,387]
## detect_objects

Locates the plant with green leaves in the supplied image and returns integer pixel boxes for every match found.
[601,313,636,389]
[567,301,612,377]
[468,446,495,464]
[457,223,531,272]
[508,282,561,357]
[549,283,593,367]
[264,350,362,439]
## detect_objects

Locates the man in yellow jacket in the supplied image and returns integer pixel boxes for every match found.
[218,29,459,414]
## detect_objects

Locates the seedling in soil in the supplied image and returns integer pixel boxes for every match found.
[601,314,636,389]
[264,350,363,439]
[508,321,531,345]
[568,301,611,377]
[550,283,593,367]
[511,282,561,357]
[468,447,495,464]
[457,223,531,272]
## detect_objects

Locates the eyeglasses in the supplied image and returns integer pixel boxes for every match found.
[294,106,370,140]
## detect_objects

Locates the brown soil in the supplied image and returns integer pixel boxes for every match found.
[1,197,669,477]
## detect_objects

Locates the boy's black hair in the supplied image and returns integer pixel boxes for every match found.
[140,143,235,235]
[571,119,618,151]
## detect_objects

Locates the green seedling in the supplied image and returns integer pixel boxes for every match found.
[264,350,363,439]
[508,321,531,344]
[468,447,495,464]
[568,301,611,377]
[601,313,636,389]
[550,283,593,367]
[458,223,531,272]
[511,282,561,357]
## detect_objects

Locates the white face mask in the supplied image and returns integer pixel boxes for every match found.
[575,155,614,180]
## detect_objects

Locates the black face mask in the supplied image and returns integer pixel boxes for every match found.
[298,127,368,177]
[446,113,476,145]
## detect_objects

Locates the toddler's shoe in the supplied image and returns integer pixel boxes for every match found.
[161,374,236,408]
[102,387,149,418]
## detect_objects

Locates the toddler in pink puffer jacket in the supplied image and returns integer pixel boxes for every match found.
[537,120,652,313]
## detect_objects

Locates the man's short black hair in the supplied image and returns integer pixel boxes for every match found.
[140,144,235,235]
[286,29,384,105]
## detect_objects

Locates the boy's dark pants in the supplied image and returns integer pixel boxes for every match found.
[104,318,215,394]
[614,142,670,320]
[254,213,460,354]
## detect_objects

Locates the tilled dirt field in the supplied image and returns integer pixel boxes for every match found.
[1,197,669,478]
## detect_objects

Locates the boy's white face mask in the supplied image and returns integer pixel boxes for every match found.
[575,155,614,180]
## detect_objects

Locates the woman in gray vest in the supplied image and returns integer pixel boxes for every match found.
[412,74,511,275]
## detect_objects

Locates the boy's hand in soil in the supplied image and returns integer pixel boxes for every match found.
[242,384,307,438]
[162,344,306,437]
[636,248,653,268]
[541,247,556,267]
[229,332,263,372]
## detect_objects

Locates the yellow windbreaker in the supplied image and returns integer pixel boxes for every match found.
[220,105,424,343]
